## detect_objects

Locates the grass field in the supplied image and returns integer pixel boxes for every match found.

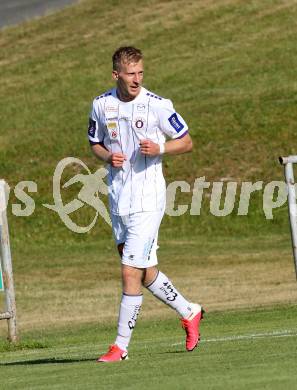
[1,0,297,241]
[1,306,297,389]
[1,235,297,389]
[1,0,297,388]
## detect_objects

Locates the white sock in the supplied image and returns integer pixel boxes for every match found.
[115,293,143,352]
[146,271,196,318]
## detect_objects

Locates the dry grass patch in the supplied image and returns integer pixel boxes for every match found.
[1,235,296,335]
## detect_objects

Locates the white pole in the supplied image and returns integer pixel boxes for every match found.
[279,156,297,165]
[280,158,297,280]
[0,180,18,342]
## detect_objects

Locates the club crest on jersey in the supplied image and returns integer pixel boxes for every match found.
[134,117,145,129]
[110,129,118,139]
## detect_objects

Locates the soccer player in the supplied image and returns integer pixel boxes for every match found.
[88,46,204,362]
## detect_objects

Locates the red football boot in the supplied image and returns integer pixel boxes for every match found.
[97,344,128,363]
[181,304,205,351]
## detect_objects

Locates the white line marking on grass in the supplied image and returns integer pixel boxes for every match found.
[171,329,297,346]
[2,330,297,365]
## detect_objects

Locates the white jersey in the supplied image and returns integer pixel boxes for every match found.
[88,86,188,215]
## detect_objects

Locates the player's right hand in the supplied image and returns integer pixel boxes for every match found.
[109,153,127,168]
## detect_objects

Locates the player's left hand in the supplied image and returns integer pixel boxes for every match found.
[139,139,160,156]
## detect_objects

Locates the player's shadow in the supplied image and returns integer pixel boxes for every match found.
[0,357,96,366]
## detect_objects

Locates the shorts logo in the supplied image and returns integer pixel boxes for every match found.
[168,113,184,133]
[134,117,145,129]
[136,103,146,112]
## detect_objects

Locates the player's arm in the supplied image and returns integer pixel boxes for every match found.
[141,98,193,157]
[91,144,127,168]
[140,133,193,156]
[88,101,126,167]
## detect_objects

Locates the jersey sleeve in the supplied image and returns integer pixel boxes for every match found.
[87,99,105,145]
[158,99,189,139]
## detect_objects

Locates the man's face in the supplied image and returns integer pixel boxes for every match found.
[113,60,144,101]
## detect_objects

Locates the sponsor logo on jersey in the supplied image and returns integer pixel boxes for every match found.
[136,103,146,112]
[134,117,145,129]
[107,121,117,130]
[88,118,96,138]
[106,106,118,112]
[168,113,184,133]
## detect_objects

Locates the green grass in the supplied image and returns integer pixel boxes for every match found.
[1,1,297,389]
[1,305,297,390]
[1,232,297,389]
[1,0,297,244]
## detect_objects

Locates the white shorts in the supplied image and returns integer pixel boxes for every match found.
[111,209,165,269]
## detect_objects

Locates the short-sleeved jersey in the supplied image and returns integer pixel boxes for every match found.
[88,86,188,216]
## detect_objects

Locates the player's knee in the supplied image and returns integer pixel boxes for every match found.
[142,266,158,287]
[122,265,143,294]
[122,265,142,283]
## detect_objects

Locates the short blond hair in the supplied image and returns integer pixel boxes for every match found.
[112,46,143,71]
